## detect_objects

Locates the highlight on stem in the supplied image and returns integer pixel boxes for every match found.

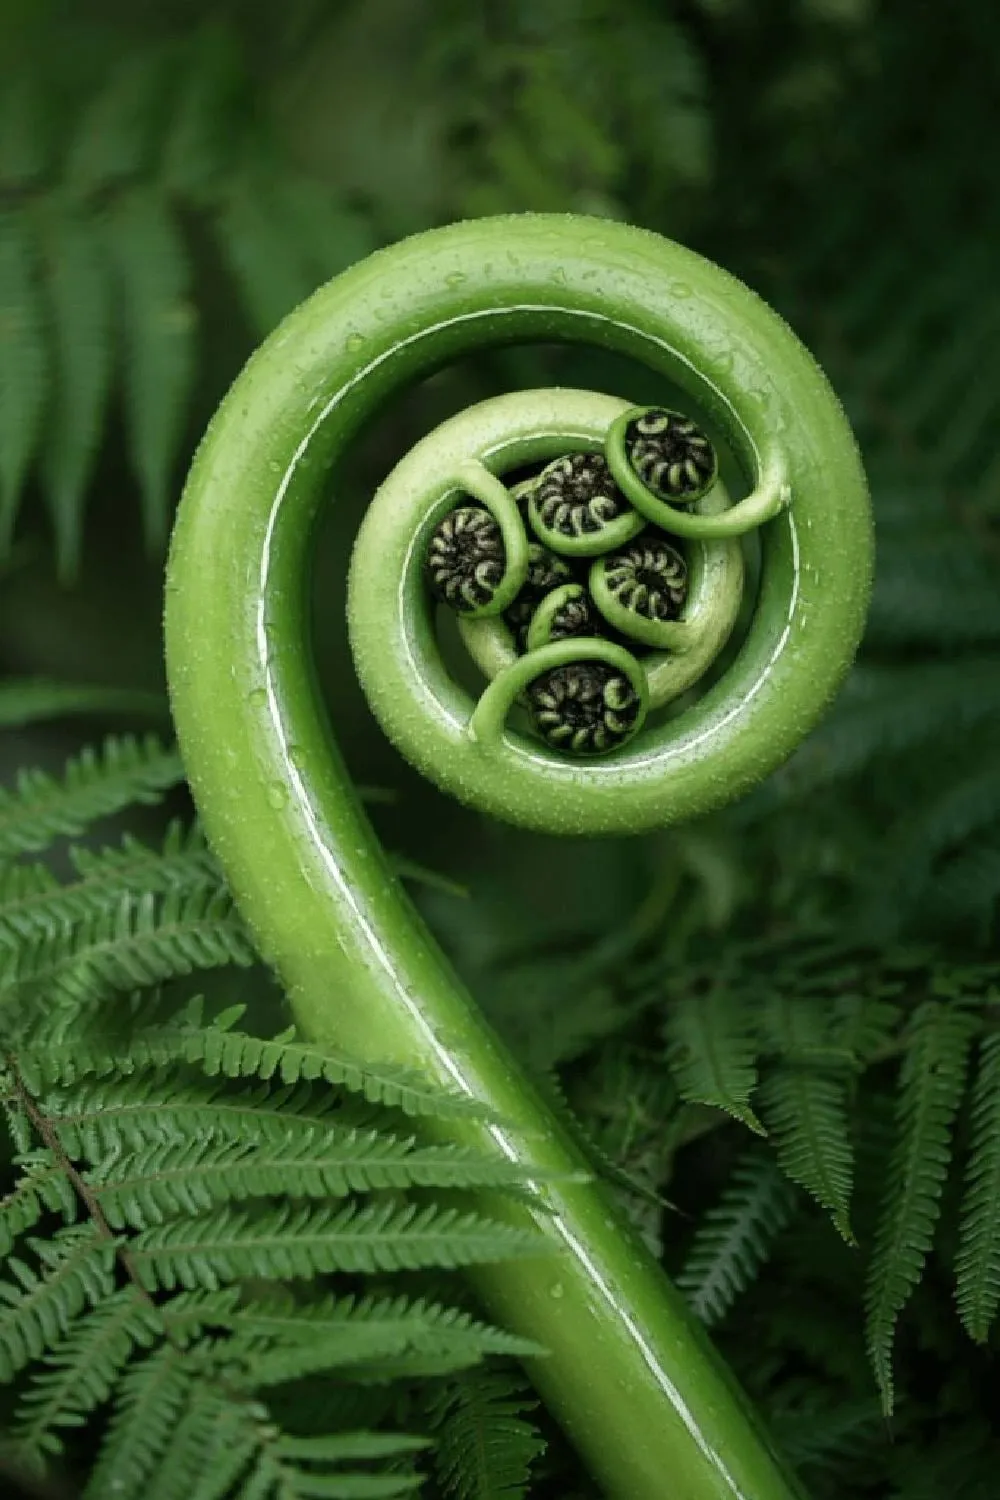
[164,213,873,1500]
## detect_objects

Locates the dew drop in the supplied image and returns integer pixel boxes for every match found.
[345,332,366,351]
[248,687,267,708]
[549,1282,565,1300]
[445,271,468,289]
[671,281,693,299]
[266,782,289,810]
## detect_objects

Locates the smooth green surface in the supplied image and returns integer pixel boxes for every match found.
[165,214,871,1500]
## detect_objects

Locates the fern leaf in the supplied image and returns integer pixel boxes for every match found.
[0,735,183,860]
[0,824,221,946]
[769,1389,881,1477]
[130,1201,548,1292]
[160,27,242,198]
[0,1226,117,1381]
[109,189,196,549]
[65,51,173,192]
[69,819,217,889]
[0,1151,76,1255]
[142,1388,250,1500]
[28,1020,483,1121]
[664,985,763,1133]
[46,1073,347,1159]
[955,1032,1000,1342]
[37,206,113,578]
[0,887,253,1006]
[865,1000,976,1413]
[11,1286,157,1466]
[83,1344,194,1500]
[757,997,856,1242]
[0,209,48,552]
[228,1292,543,1386]
[88,1131,549,1230]
[676,1151,798,1326]
[428,1371,545,1500]
[0,678,164,731]
[215,170,315,337]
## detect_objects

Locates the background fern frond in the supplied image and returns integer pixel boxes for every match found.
[864,999,977,1413]
[0,736,183,861]
[677,1151,798,1327]
[663,984,763,1133]
[428,1370,545,1500]
[955,1031,1000,1342]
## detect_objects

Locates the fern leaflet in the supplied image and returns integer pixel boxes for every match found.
[955,1031,1000,1342]
[676,1151,798,1327]
[864,999,976,1412]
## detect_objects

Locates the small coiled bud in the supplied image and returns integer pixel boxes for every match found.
[426,504,505,612]
[504,543,575,648]
[624,409,716,503]
[529,660,641,756]
[601,537,688,623]
[531,453,636,546]
[545,590,598,642]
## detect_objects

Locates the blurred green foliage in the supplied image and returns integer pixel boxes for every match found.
[0,1,998,1496]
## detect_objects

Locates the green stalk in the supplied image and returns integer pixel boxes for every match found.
[164,214,871,1499]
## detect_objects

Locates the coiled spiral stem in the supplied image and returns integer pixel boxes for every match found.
[164,215,872,1500]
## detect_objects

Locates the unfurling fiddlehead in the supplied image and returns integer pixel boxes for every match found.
[164,215,873,1500]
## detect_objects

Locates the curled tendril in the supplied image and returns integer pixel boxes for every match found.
[166,214,872,1500]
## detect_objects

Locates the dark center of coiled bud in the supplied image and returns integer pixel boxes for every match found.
[625,410,716,502]
[546,592,599,642]
[426,505,505,612]
[534,453,627,537]
[529,661,640,755]
[505,544,575,648]
[602,538,688,621]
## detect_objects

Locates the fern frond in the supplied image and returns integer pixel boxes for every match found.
[131,1201,548,1292]
[768,1388,881,1478]
[82,1344,194,1500]
[37,205,114,578]
[0,823,222,946]
[215,170,315,338]
[955,1031,1000,1342]
[88,1131,552,1230]
[664,985,763,1133]
[0,1151,76,1254]
[676,1151,798,1327]
[0,735,183,860]
[758,998,856,1242]
[11,1285,157,1466]
[0,208,48,552]
[0,888,254,1006]
[109,189,196,549]
[768,659,1000,801]
[0,1225,117,1381]
[428,1370,544,1500]
[865,1000,976,1413]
